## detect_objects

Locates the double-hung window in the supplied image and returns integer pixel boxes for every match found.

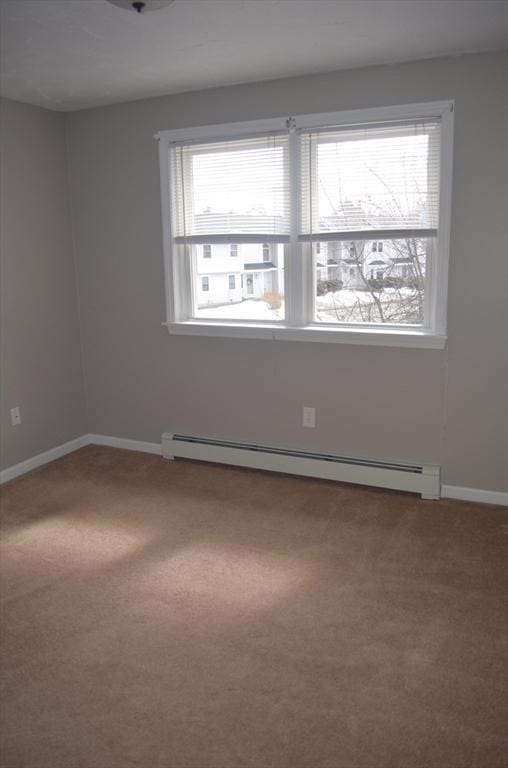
[157,100,453,347]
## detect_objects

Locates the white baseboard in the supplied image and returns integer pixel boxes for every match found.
[0,433,161,485]
[88,433,161,455]
[441,484,508,507]
[0,434,91,484]
[1,434,506,508]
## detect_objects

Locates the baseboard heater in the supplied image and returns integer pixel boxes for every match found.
[161,433,441,499]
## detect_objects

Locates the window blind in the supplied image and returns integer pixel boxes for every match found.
[170,134,291,244]
[299,119,441,242]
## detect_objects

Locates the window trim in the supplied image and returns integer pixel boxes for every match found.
[157,100,454,348]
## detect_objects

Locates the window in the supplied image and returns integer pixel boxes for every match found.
[202,276,209,292]
[158,101,453,347]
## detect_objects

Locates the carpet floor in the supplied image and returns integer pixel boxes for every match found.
[0,445,507,768]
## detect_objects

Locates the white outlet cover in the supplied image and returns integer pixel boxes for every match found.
[303,406,315,428]
[10,406,21,426]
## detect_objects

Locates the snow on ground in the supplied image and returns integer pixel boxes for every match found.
[194,299,284,321]
[316,287,419,323]
[317,289,373,308]
[194,288,418,323]
[317,287,415,309]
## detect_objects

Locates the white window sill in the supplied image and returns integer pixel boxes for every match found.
[163,321,447,349]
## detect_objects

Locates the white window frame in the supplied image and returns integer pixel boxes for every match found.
[157,100,454,348]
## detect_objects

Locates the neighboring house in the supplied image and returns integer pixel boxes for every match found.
[195,209,423,308]
[317,239,421,290]
[316,207,426,291]
[193,213,284,309]
[315,241,342,284]
[196,241,283,308]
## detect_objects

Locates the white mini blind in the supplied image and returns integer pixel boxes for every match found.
[170,134,290,244]
[299,119,441,242]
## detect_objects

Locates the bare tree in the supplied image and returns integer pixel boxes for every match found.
[315,167,430,325]
[316,236,427,325]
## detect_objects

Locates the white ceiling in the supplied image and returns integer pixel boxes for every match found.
[1,0,507,112]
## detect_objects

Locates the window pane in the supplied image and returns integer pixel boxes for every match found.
[171,135,290,238]
[301,121,441,236]
[192,243,285,322]
[314,239,434,325]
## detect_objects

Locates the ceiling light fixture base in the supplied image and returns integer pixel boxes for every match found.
[106,0,175,13]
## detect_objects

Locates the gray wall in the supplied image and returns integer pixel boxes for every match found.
[61,51,508,492]
[66,51,508,492]
[0,98,87,469]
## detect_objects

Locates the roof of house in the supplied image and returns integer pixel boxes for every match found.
[243,262,276,271]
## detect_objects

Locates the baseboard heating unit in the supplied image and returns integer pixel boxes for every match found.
[161,433,441,499]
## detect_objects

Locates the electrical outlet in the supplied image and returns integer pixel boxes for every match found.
[302,406,315,428]
[10,406,21,426]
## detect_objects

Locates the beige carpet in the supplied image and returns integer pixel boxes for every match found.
[0,446,507,768]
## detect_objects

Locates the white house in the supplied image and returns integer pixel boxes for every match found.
[195,209,425,309]
[195,242,284,308]
[315,207,427,292]
[193,212,285,309]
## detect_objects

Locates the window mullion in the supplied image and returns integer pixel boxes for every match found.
[286,130,306,327]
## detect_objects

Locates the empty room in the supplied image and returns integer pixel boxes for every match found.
[1,1,507,766]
